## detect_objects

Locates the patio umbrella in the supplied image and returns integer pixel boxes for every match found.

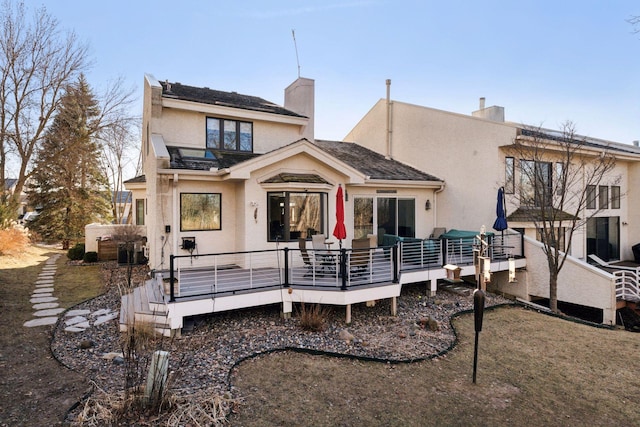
[492,186,508,232]
[333,184,347,248]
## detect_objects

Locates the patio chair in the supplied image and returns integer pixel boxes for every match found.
[298,238,314,277]
[311,234,334,273]
[350,238,370,277]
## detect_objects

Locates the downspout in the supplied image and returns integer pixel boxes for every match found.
[434,183,445,228]
[386,79,392,160]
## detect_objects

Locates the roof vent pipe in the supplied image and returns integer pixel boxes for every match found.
[386,79,392,160]
[479,97,485,109]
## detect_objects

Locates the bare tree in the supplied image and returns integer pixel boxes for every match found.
[505,121,619,313]
[628,15,640,33]
[96,81,140,224]
[0,0,89,209]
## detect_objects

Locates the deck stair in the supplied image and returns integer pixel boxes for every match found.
[120,278,172,337]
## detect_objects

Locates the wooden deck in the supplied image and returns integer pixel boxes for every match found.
[121,232,526,336]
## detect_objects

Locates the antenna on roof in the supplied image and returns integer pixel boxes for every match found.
[292,29,301,78]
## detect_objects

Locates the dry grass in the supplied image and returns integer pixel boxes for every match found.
[0,226,30,257]
[73,385,239,427]
[230,306,640,426]
[297,302,331,332]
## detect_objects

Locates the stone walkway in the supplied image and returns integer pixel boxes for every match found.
[23,254,119,331]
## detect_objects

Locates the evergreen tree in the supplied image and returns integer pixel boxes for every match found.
[28,75,112,248]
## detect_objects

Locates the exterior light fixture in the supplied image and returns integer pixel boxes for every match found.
[425,199,431,210]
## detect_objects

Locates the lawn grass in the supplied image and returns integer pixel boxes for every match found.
[54,259,105,307]
[230,306,640,426]
[0,245,105,319]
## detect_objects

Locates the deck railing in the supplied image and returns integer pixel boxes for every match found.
[614,269,640,302]
[167,231,525,302]
[398,230,524,270]
[168,245,398,302]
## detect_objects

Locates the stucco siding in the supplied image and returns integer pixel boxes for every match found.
[523,236,615,324]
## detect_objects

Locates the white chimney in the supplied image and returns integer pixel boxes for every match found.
[284,77,314,141]
[472,97,505,123]
[634,140,639,147]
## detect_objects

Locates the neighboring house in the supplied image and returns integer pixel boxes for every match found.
[112,190,132,224]
[346,93,640,323]
[4,178,29,219]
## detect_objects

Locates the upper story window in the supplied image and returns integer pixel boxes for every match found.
[611,186,620,209]
[520,160,552,207]
[598,186,609,209]
[586,185,596,209]
[206,117,253,152]
[504,157,514,194]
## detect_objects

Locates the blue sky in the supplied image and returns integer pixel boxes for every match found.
[25,0,640,144]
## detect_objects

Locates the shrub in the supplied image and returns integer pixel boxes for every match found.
[83,251,98,263]
[67,242,86,260]
[298,302,330,332]
[0,225,30,256]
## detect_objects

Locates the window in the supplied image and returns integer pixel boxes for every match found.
[611,186,620,209]
[504,157,514,194]
[586,185,596,209]
[355,196,416,241]
[135,199,145,226]
[180,193,221,231]
[354,197,373,239]
[537,227,566,253]
[267,192,326,241]
[206,117,253,152]
[555,162,565,196]
[598,186,609,209]
[520,160,551,207]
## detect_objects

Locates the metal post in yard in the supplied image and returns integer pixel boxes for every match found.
[472,288,485,384]
[169,255,175,302]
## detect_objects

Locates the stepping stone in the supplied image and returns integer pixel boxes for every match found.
[32,293,53,298]
[24,317,58,327]
[39,273,55,277]
[94,313,119,325]
[33,308,65,317]
[70,321,90,329]
[35,280,54,285]
[64,326,86,333]
[30,296,58,304]
[66,309,91,317]
[32,287,54,293]
[42,266,56,271]
[65,316,88,326]
[91,308,113,317]
[33,302,60,310]
[36,283,54,288]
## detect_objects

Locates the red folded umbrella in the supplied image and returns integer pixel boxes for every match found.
[333,184,347,247]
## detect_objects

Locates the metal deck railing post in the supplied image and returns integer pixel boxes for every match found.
[340,248,347,290]
[283,247,290,287]
[169,255,175,302]
[392,244,399,283]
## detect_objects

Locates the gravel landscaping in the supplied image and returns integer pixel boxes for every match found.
[51,263,512,400]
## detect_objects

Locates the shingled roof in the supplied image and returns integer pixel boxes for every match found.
[160,81,306,118]
[312,140,442,182]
